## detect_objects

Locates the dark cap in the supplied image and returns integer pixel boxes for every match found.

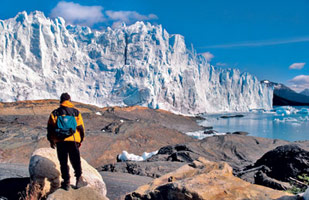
[60,93,71,103]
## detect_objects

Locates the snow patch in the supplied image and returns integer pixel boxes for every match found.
[117,150,158,161]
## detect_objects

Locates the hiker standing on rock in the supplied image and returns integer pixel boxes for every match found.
[47,93,86,190]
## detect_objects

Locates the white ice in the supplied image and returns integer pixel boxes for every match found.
[0,11,273,115]
[185,130,226,140]
[274,106,296,116]
[117,150,159,161]
[273,106,309,124]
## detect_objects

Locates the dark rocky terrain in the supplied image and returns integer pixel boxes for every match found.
[0,100,200,167]
[0,100,200,199]
[1,100,308,200]
[99,135,309,195]
[239,144,309,191]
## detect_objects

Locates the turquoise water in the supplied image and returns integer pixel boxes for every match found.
[200,106,309,141]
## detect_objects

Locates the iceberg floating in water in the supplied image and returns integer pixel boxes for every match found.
[273,106,309,124]
[185,130,226,140]
[274,106,309,116]
[274,117,298,123]
[274,106,297,116]
[297,108,309,115]
[195,106,308,141]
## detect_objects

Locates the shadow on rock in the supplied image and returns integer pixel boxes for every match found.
[237,144,309,193]
[0,177,30,200]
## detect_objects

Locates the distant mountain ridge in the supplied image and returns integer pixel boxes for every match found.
[0,11,273,114]
[261,80,309,106]
[300,89,309,97]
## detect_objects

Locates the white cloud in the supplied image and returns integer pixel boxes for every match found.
[50,2,158,28]
[201,52,214,62]
[50,1,105,26]
[289,75,309,92]
[289,63,305,70]
[105,10,158,28]
[290,75,309,84]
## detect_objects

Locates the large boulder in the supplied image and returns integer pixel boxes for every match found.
[29,148,107,198]
[236,144,309,192]
[125,157,294,200]
[254,144,309,181]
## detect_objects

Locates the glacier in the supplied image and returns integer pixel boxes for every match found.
[0,11,273,114]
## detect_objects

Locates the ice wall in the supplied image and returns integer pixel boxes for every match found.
[0,11,273,114]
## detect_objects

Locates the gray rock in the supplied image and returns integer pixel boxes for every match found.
[237,144,309,191]
[254,171,291,190]
[220,114,245,119]
[47,187,108,200]
[254,144,309,182]
[100,172,153,200]
[99,161,184,178]
[232,131,249,136]
[203,130,217,135]
[29,148,107,197]
[0,163,29,180]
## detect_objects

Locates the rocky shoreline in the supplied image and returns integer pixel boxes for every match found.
[0,100,308,200]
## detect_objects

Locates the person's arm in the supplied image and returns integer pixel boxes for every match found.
[76,112,85,143]
[47,113,56,148]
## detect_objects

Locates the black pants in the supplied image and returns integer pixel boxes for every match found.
[56,142,82,183]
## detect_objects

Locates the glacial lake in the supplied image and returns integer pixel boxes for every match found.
[191,106,309,142]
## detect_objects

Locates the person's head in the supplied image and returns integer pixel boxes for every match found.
[60,93,71,103]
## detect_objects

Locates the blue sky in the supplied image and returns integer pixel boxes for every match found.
[1,0,309,91]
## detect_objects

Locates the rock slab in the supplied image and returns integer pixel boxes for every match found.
[125,157,294,200]
[29,148,107,198]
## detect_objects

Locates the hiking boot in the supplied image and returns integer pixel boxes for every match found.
[75,176,87,189]
[60,181,70,191]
